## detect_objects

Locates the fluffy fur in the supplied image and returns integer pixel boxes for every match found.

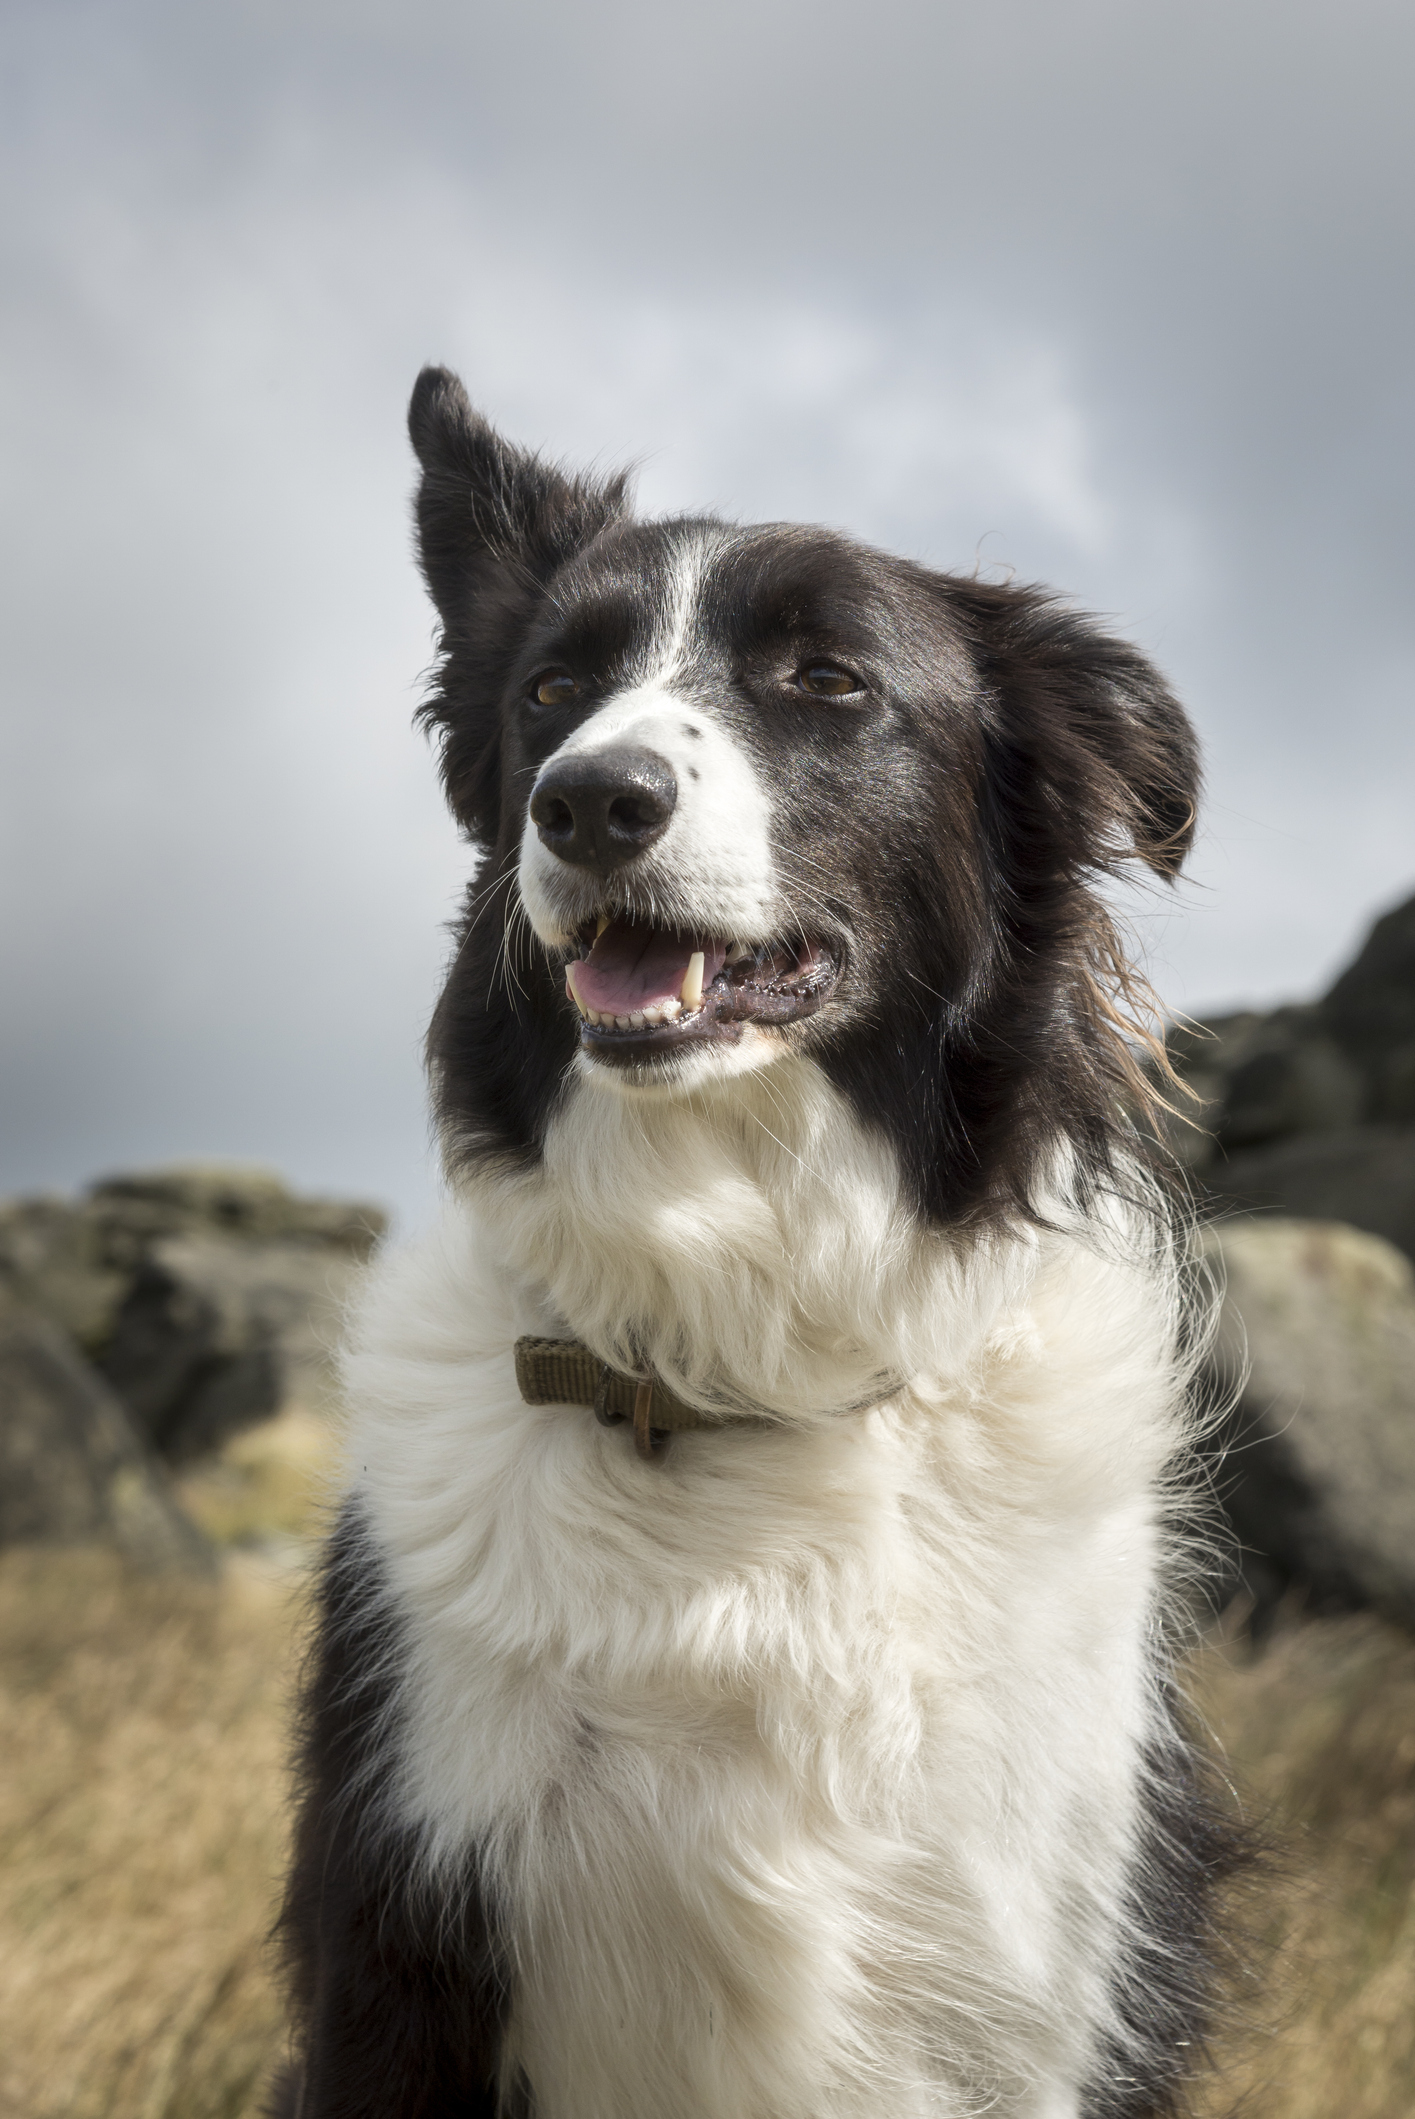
[273,367,1235,2119]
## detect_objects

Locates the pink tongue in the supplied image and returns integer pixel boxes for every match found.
[569,921,727,1015]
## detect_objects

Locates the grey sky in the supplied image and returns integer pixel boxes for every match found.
[3,0,1412,1224]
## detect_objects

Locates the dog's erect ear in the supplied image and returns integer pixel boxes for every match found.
[409,368,632,840]
[971,585,1200,881]
[408,366,632,628]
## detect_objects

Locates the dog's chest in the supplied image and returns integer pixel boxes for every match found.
[374,1393,939,1846]
[359,1385,1146,2118]
[342,1189,1173,2115]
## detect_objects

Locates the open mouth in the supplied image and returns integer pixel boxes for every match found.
[563,917,839,1061]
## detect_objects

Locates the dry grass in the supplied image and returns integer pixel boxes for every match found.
[0,1412,1411,2117]
[174,1405,341,1554]
[0,1546,302,2119]
[1189,1608,1415,2118]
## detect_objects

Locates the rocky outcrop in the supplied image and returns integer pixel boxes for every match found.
[1323,891,1415,1118]
[0,1296,213,1571]
[0,1164,386,1462]
[1201,1216,1415,1625]
[1168,888,1415,1261]
[1203,1126,1415,1267]
[98,1232,369,1461]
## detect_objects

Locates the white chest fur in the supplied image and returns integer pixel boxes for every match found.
[341,1063,1189,2119]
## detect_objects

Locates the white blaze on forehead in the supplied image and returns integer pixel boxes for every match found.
[518,528,778,945]
[633,522,717,685]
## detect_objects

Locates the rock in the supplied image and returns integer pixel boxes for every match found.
[1169,1008,1367,1159]
[1201,1216,1415,1625]
[1206,1127,1415,1267]
[1216,1033,1364,1151]
[86,1164,387,1255]
[1322,891,1415,1119]
[1164,889,1415,1256]
[0,1298,213,1571]
[98,1232,365,1460]
[0,1192,129,1350]
[0,1164,387,1460]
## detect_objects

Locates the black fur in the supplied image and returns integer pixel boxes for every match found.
[272,1505,515,2118]
[412,367,1199,1227]
[1082,1688,1254,2119]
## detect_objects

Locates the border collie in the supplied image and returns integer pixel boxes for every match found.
[273,367,1234,2119]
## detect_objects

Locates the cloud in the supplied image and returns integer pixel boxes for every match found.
[2,0,1411,1219]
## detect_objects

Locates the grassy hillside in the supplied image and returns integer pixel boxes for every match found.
[1189,1610,1415,2117]
[0,1547,296,2119]
[0,1416,1412,2117]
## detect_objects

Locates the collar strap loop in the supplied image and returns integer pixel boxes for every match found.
[515,1336,757,1461]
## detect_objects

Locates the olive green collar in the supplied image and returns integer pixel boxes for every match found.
[514,1336,764,1462]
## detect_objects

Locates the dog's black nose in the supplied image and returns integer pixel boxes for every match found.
[529,748,678,874]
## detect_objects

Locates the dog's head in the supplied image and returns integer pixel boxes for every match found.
[411,366,1199,1226]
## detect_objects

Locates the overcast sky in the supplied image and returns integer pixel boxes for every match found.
[3,0,1412,1225]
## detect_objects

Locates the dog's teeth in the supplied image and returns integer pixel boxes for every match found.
[680,951,705,1010]
[726,942,750,965]
[565,966,589,1017]
[616,1013,636,1030]
[641,1005,663,1026]
[629,1010,646,1028]
[595,914,610,937]
[660,997,682,1020]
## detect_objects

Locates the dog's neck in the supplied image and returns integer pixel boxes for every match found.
[462,1054,1041,1422]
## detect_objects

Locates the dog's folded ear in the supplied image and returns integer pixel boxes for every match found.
[408,367,632,629]
[940,582,1201,1167]
[972,585,1200,882]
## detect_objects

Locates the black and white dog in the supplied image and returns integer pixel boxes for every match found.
[274,367,1233,2119]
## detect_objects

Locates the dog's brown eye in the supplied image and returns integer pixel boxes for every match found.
[796,663,863,698]
[533,671,578,708]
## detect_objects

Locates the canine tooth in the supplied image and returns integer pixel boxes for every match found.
[680,951,705,1010]
[565,967,589,1017]
[595,914,610,937]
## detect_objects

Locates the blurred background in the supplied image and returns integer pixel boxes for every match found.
[3,0,1412,1225]
[2,4,1414,2117]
